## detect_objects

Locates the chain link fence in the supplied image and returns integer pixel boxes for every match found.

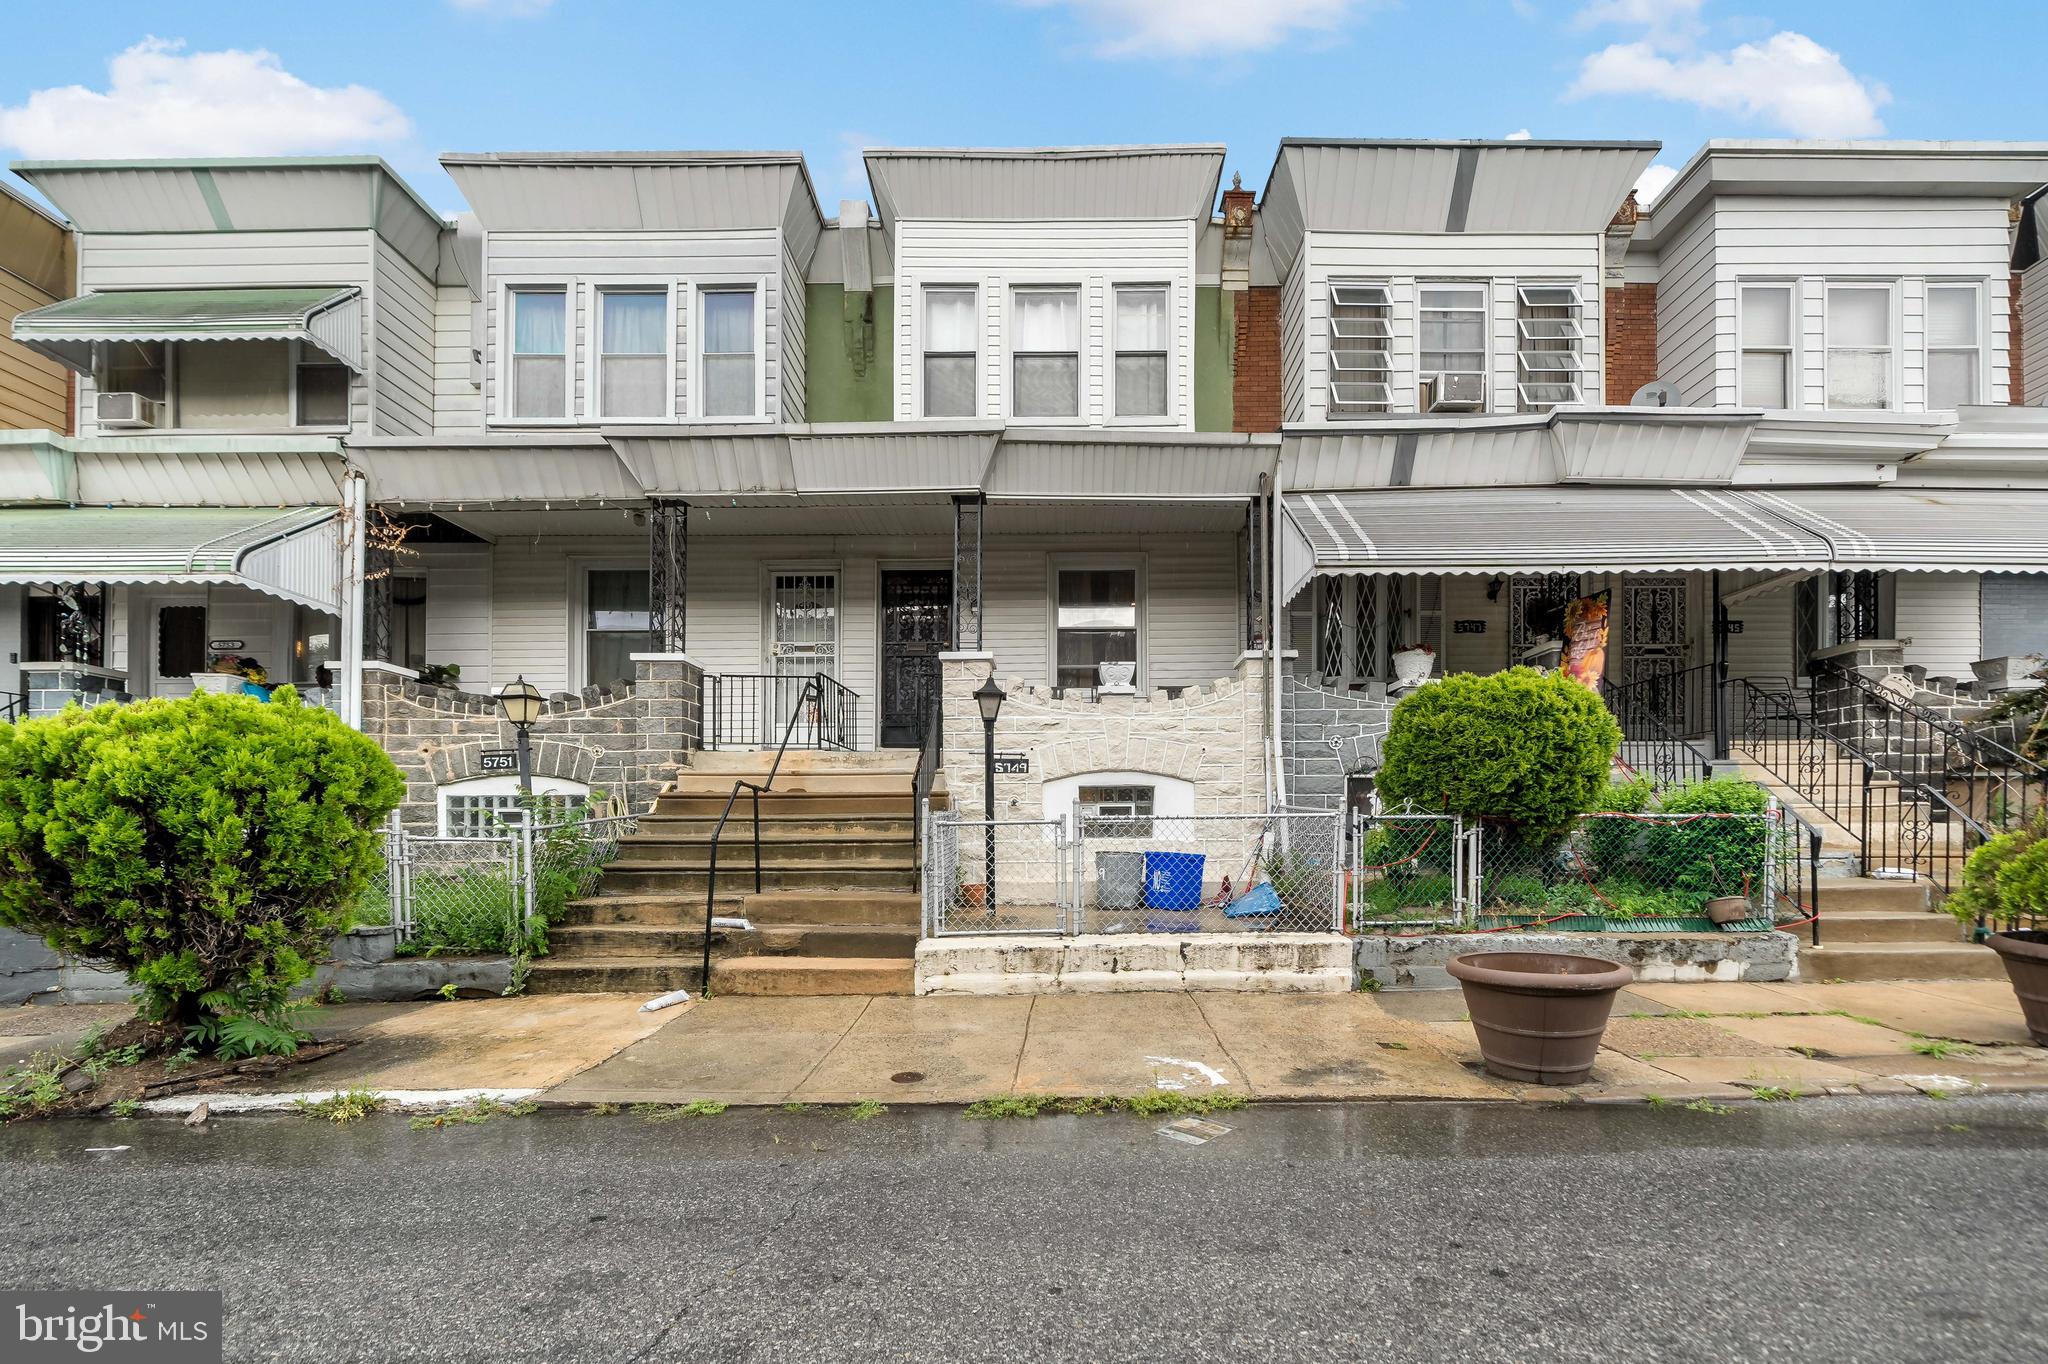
[924,809,1345,936]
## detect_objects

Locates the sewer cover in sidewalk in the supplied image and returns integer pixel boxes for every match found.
[890,1071,925,1084]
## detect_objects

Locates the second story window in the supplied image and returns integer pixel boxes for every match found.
[508,287,568,420]
[1328,283,1392,417]
[1418,283,1487,411]
[1826,284,1891,410]
[1740,283,1795,408]
[1112,285,1169,419]
[1516,284,1584,411]
[923,286,977,418]
[1926,283,1982,410]
[698,287,757,419]
[295,349,349,428]
[596,288,670,421]
[1012,286,1080,420]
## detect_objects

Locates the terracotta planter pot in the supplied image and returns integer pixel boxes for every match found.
[1704,895,1754,926]
[959,884,987,910]
[1447,951,1635,1086]
[1987,930,2048,1045]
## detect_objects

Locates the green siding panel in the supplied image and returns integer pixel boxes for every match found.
[1193,285,1233,433]
[804,283,894,423]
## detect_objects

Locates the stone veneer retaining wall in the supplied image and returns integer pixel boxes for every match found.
[362,655,702,830]
[1281,674,1394,810]
[936,654,1271,822]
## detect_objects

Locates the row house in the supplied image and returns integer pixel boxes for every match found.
[5,139,2048,846]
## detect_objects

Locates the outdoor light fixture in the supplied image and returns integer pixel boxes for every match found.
[496,675,545,795]
[974,674,1006,914]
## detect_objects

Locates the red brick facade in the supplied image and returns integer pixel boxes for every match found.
[1233,286,1283,432]
[1604,282,1659,402]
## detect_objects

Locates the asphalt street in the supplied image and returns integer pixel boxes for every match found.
[4,1095,2046,1363]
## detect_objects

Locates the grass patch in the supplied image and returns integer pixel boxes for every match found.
[779,1102,817,1114]
[627,1100,728,1122]
[1683,1098,1735,1115]
[965,1095,1058,1120]
[1644,1094,1669,1109]
[1909,1039,1977,1060]
[1748,1085,1805,1103]
[1122,1090,1249,1118]
[842,1100,887,1122]
[108,1099,140,1119]
[295,1088,384,1124]
[587,1103,620,1116]
[408,1096,538,1131]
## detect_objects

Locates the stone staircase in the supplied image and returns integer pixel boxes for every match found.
[1794,876,2002,982]
[526,749,922,996]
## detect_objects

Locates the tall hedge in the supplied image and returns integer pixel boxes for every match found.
[1376,667,1622,835]
[0,689,404,1036]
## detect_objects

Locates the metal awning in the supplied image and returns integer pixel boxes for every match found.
[1280,487,1832,599]
[0,506,344,612]
[1742,489,2048,574]
[12,287,364,373]
[349,435,642,509]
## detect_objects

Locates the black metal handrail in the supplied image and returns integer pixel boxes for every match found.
[705,672,859,751]
[1601,675,1716,789]
[1814,661,2048,808]
[0,691,22,724]
[699,674,826,992]
[910,691,944,871]
[1605,659,1720,745]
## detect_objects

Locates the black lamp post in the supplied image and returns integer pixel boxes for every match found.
[496,676,545,796]
[974,674,1006,912]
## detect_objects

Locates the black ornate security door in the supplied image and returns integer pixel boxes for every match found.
[880,570,952,747]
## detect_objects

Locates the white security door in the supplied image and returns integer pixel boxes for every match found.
[768,571,838,744]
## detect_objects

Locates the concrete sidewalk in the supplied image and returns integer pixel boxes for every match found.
[6,981,2046,1110]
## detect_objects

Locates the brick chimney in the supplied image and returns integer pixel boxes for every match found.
[1604,192,1659,402]
[1222,173,1281,433]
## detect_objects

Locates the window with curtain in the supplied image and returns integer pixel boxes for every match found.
[1012,287,1080,419]
[509,288,568,419]
[699,288,756,418]
[923,286,977,418]
[1926,284,1981,410]
[584,569,651,686]
[598,288,669,419]
[1055,567,1138,690]
[1826,285,1891,410]
[1740,284,1795,408]
[1113,285,1169,418]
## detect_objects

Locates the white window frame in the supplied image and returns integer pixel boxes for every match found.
[1107,281,1175,425]
[1737,281,1799,410]
[1924,280,1986,411]
[498,281,574,424]
[570,559,654,691]
[437,774,589,838]
[288,338,352,432]
[1416,281,1490,411]
[687,276,769,423]
[918,283,981,420]
[1005,283,1085,424]
[589,281,678,423]
[1327,280,1394,418]
[1823,281,1898,412]
[1047,554,1146,691]
[1514,281,1586,412]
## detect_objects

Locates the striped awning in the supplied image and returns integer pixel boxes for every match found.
[0,506,343,611]
[1741,489,2048,574]
[12,287,363,372]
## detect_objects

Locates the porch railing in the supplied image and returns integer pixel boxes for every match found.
[0,691,21,723]
[703,672,858,750]
[1601,671,1717,789]
[911,692,944,872]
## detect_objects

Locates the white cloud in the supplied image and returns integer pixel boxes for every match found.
[1633,161,1678,204]
[1570,30,1888,137]
[1504,128,1533,141]
[1017,0,1372,57]
[0,37,411,159]
[447,0,556,14]
[1574,0,1704,42]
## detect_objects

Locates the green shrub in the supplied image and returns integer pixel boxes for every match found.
[1947,821,2039,925]
[1994,836,2048,926]
[0,690,404,1048]
[1642,777,1770,899]
[1376,668,1621,835]
[1583,777,1655,878]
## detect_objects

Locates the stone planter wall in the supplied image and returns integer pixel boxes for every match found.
[1356,929,1800,991]
[915,933,1352,995]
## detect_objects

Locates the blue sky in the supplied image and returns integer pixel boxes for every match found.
[2,0,2043,218]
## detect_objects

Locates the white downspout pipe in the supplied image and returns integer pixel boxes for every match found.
[340,470,367,729]
[1269,462,1288,809]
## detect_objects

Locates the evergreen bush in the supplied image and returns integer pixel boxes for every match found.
[0,690,404,1050]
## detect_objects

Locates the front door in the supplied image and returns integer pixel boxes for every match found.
[768,571,838,744]
[1621,575,1688,727]
[879,570,951,747]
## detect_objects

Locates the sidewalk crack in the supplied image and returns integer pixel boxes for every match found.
[787,995,874,1100]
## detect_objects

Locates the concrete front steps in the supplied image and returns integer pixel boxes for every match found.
[1797,876,2004,981]
[526,749,922,997]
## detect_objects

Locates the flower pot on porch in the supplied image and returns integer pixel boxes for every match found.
[959,883,988,910]
[1446,951,1634,1086]
[1704,895,1755,927]
[1986,931,2048,1045]
[1391,648,1434,687]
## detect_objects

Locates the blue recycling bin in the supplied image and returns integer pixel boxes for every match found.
[1144,851,1205,931]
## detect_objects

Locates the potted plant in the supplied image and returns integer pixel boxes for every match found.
[1390,642,1435,687]
[1096,660,1137,690]
[1951,814,2048,1043]
[1447,950,1635,1084]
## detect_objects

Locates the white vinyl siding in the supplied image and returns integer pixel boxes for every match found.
[72,228,374,435]
[1895,572,1981,680]
[779,238,807,422]
[1295,232,1605,420]
[2023,264,2048,406]
[432,285,484,433]
[371,235,436,436]
[892,219,1197,428]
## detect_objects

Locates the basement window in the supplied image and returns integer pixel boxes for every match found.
[1078,784,1155,838]
[439,775,590,837]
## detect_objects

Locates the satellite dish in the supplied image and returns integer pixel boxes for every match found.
[1630,380,1684,408]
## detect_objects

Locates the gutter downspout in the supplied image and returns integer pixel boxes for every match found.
[340,471,367,730]
[1269,463,1287,809]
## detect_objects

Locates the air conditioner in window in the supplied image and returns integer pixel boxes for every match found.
[1419,372,1486,413]
[96,391,166,429]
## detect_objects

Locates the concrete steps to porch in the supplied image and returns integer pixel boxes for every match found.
[1797,876,2001,981]
[527,751,922,997]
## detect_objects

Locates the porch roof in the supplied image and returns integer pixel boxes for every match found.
[0,505,343,611]
[1741,489,2048,573]
[12,286,365,373]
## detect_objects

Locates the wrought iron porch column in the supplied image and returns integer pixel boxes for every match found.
[649,499,689,654]
[952,494,984,651]
[1712,569,1731,761]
